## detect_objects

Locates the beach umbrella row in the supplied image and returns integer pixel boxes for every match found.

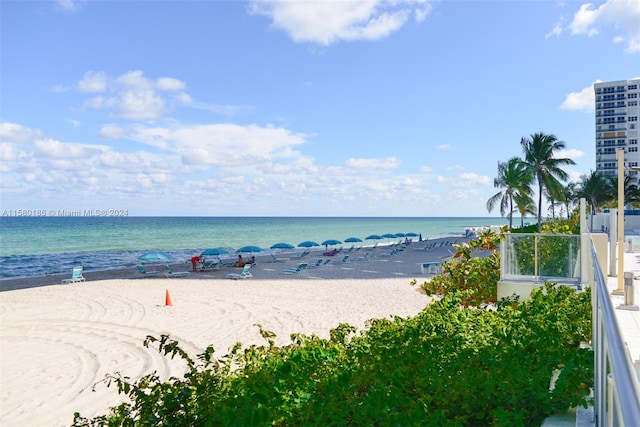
[191,232,421,259]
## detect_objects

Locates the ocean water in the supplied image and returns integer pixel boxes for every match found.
[0,217,512,279]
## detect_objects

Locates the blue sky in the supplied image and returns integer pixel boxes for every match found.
[1,0,639,217]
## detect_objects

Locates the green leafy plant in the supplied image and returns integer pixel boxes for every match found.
[415,227,502,306]
[73,284,592,426]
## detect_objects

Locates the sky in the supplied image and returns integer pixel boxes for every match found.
[1,0,639,217]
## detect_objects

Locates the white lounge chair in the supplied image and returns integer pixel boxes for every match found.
[136,265,160,278]
[164,264,190,278]
[283,263,308,274]
[226,264,253,280]
[62,266,86,284]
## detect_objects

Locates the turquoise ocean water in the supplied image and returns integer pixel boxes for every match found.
[0,217,513,279]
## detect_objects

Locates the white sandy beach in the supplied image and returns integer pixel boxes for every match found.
[0,240,466,427]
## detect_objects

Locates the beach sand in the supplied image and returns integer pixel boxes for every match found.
[0,238,465,426]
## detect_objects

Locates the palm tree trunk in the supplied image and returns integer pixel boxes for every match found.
[508,196,513,231]
[537,181,543,232]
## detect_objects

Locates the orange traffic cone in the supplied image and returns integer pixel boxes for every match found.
[165,289,173,306]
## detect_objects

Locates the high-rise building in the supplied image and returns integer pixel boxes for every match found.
[595,79,640,176]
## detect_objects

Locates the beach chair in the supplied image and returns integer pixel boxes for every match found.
[354,252,371,261]
[307,259,324,268]
[336,255,349,264]
[378,249,397,257]
[136,265,160,277]
[62,266,86,284]
[291,250,309,260]
[164,264,190,278]
[218,257,235,267]
[201,260,220,271]
[226,264,253,280]
[269,253,289,263]
[282,263,308,274]
[419,262,442,274]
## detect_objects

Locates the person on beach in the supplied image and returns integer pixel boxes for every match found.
[233,255,244,267]
[191,255,202,271]
[248,256,255,265]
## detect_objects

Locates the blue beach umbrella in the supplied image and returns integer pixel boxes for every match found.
[344,237,363,243]
[365,234,382,240]
[395,233,406,238]
[201,248,229,256]
[270,242,295,250]
[298,241,319,248]
[237,245,264,253]
[382,233,397,240]
[321,239,342,246]
[405,232,419,237]
[138,251,171,262]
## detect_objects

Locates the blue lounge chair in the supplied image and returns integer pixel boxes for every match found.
[62,266,86,284]
[164,264,190,278]
[270,253,286,263]
[136,265,160,277]
[291,250,310,260]
[419,262,442,274]
[354,252,371,261]
[226,264,253,280]
[307,259,324,268]
[282,263,308,274]
[201,260,220,271]
[218,258,235,267]
[336,255,349,264]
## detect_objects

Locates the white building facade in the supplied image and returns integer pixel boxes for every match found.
[595,79,640,176]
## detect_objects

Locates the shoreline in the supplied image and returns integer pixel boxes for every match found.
[0,236,470,292]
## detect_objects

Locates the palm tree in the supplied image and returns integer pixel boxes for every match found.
[486,157,533,231]
[520,132,576,232]
[607,174,640,208]
[575,171,613,230]
[562,182,578,220]
[544,189,563,219]
[513,191,536,229]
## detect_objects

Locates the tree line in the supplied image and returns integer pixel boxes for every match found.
[487,132,640,231]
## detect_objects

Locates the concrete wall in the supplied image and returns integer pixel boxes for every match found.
[588,212,640,235]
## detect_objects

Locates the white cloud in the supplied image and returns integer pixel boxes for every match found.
[98,124,124,139]
[32,137,107,159]
[556,148,586,161]
[248,0,431,46]
[457,173,491,186]
[559,80,601,111]
[78,71,109,93]
[437,144,450,150]
[70,70,243,121]
[568,0,640,52]
[55,0,84,12]
[0,122,42,143]
[345,157,401,170]
[545,17,564,38]
[420,165,434,173]
[173,123,308,167]
[0,121,503,215]
[156,77,186,91]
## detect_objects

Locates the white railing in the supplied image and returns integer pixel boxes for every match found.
[589,237,640,426]
[501,233,581,285]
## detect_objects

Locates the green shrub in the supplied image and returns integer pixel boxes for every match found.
[73,285,592,427]
[416,228,502,306]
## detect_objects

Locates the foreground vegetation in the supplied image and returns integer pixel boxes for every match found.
[73,229,593,427]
